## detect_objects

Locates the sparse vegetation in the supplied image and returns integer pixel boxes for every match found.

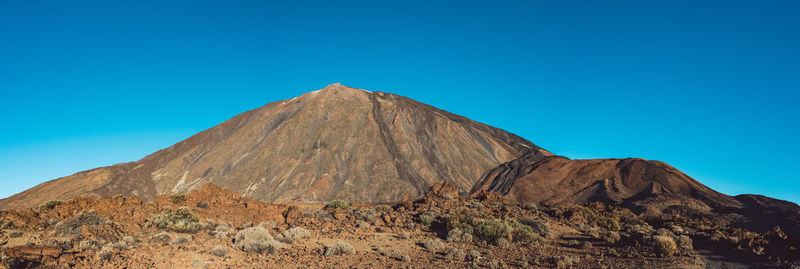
[468,250,481,261]
[447,228,473,243]
[169,235,192,245]
[234,227,282,254]
[55,210,107,236]
[445,248,466,261]
[322,242,354,256]
[39,200,63,211]
[212,245,227,257]
[325,199,351,210]
[601,231,621,244]
[494,237,510,249]
[375,205,390,213]
[97,244,113,261]
[477,218,538,243]
[419,214,434,226]
[169,194,186,204]
[676,235,693,252]
[151,206,204,233]
[596,216,621,231]
[279,227,310,244]
[653,235,677,257]
[553,255,580,269]
[212,223,231,238]
[196,202,209,209]
[423,239,445,252]
[79,240,101,251]
[150,232,170,243]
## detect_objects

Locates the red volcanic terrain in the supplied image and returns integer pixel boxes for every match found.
[0,84,797,268]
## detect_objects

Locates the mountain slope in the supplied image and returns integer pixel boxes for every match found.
[471,153,740,210]
[470,153,800,237]
[0,83,548,209]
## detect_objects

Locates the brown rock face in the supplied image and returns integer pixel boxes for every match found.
[471,153,800,237]
[471,153,741,209]
[0,83,546,209]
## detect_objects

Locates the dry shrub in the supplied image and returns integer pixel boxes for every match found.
[446,228,473,243]
[234,227,282,254]
[322,242,354,256]
[212,245,227,257]
[279,227,311,244]
[423,239,445,252]
[445,248,466,261]
[39,200,63,211]
[653,235,677,257]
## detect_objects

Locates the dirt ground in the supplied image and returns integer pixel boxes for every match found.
[0,183,796,268]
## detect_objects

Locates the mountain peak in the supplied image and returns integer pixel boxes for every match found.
[0,84,539,209]
[318,83,370,93]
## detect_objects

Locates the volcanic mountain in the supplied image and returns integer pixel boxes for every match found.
[0,83,551,209]
[470,152,800,236]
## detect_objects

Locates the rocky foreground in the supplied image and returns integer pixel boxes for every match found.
[0,183,798,268]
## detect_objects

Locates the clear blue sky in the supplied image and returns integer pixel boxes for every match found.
[1,1,798,203]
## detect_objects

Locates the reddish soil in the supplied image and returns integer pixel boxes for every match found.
[0,183,796,268]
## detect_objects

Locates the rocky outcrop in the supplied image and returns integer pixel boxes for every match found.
[0,84,547,209]
[471,154,800,238]
[471,155,742,210]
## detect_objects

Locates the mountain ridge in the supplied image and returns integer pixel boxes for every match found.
[0,83,547,209]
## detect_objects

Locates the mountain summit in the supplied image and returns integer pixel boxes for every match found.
[0,84,549,209]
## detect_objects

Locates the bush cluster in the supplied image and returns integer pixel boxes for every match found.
[444,207,540,245]
[169,194,187,204]
[325,199,351,210]
[653,235,677,257]
[419,214,435,226]
[278,227,311,244]
[234,227,282,254]
[212,245,227,257]
[151,206,204,233]
[39,200,63,211]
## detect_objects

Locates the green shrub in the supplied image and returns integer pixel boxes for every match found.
[325,199,350,210]
[520,218,551,238]
[169,194,186,204]
[196,202,209,209]
[445,207,487,233]
[596,216,621,231]
[475,219,514,242]
[39,200,63,211]
[151,206,204,233]
[511,222,539,243]
[419,214,434,226]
